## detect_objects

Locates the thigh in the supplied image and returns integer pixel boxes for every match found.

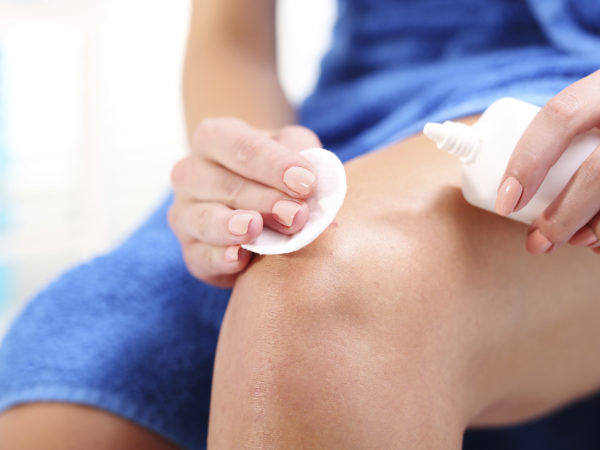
[0,403,178,450]
[341,118,600,424]
[218,116,600,429]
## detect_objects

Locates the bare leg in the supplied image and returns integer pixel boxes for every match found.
[0,403,179,449]
[208,118,600,448]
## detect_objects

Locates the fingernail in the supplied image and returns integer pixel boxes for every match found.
[283,166,315,196]
[272,200,302,227]
[225,245,240,262]
[496,177,523,216]
[568,226,599,247]
[526,229,553,254]
[228,213,253,236]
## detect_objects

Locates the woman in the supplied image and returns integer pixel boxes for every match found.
[1,0,600,448]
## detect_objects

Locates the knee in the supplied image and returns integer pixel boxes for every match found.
[225,193,485,395]
[210,200,486,446]
[236,225,373,328]
[210,138,532,445]
[235,185,495,331]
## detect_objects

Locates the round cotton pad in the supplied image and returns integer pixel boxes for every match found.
[241,148,347,255]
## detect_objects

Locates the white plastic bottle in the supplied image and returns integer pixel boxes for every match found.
[423,97,600,224]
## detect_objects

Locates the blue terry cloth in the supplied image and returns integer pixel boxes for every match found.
[1,1,600,449]
[300,0,600,160]
[0,195,230,448]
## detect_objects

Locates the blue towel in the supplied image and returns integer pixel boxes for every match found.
[300,0,600,160]
[1,1,599,449]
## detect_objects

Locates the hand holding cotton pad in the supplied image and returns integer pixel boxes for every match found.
[242,148,347,255]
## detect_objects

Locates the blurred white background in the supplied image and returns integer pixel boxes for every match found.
[0,0,336,336]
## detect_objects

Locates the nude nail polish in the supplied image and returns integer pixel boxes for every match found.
[425,98,600,225]
[526,229,553,254]
[568,226,599,247]
[225,245,240,262]
[283,166,315,196]
[272,200,302,227]
[228,213,253,236]
[495,177,523,216]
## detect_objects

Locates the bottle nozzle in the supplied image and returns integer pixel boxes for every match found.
[423,120,482,164]
[423,122,446,143]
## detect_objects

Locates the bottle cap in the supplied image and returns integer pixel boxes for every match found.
[424,120,482,164]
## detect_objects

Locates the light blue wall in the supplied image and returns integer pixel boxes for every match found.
[0,48,13,314]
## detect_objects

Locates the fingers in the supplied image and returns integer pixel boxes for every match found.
[498,70,600,214]
[182,241,253,285]
[168,202,263,246]
[168,202,257,287]
[569,213,600,251]
[192,118,318,198]
[171,158,310,235]
[568,225,599,247]
[525,144,600,254]
[170,119,324,286]
[588,214,600,249]
[271,125,322,152]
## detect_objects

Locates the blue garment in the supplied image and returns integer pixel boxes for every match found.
[1,1,599,449]
[300,0,600,159]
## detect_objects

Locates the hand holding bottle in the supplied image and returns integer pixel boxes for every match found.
[497,70,600,254]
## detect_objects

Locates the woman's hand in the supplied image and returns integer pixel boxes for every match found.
[496,70,600,255]
[169,118,321,287]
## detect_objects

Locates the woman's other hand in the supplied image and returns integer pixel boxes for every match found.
[168,118,320,287]
[496,70,600,255]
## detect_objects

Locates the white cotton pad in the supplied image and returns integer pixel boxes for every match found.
[241,148,347,255]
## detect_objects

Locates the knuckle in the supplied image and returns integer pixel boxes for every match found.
[192,206,211,236]
[232,133,261,164]
[183,247,213,280]
[579,155,600,186]
[512,151,542,177]
[170,158,189,187]
[192,120,214,148]
[222,258,245,275]
[221,175,245,205]
[544,92,581,126]
[540,214,570,243]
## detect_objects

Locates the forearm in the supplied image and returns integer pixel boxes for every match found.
[183,44,294,135]
[182,2,295,140]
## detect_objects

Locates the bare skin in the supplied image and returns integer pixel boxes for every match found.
[2,0,599,447]
[208,118,600,448]
[0,403,179,450]
[2,118,599,448]
[0,1,285,447]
